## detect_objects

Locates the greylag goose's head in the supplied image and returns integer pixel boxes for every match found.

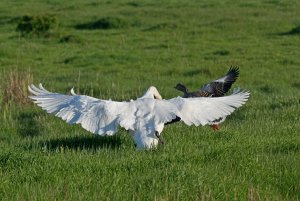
[174,83,188,93]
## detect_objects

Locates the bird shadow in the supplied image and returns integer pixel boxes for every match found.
[277,26,300,36]
[292,82,300,89]
[17,110,43,137]
[38,135,122,151]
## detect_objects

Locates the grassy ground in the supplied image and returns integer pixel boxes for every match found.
[0,0,299,200]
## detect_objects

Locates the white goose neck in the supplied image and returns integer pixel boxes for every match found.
[140,86,162,100]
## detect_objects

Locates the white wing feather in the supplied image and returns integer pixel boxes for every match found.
[170,91,250,126]
[29,84,128,135]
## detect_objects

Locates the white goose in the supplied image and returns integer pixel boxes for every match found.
[28,84,249,149]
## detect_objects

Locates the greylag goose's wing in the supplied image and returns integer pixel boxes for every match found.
[199,66,239,97]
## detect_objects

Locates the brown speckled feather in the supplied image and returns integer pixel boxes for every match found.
[175,66,239,98]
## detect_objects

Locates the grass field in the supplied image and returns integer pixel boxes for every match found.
[0,0,299,200]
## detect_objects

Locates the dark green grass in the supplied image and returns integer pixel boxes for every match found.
[0,0,300,200]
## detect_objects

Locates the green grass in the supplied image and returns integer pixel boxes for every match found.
[0,0,299,200]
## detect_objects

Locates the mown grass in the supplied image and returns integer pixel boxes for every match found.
[0,0,299,200]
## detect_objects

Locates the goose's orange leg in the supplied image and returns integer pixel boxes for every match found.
[210,124,220,131]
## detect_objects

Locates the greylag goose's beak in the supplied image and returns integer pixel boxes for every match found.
[155,131,165,145]
[174,83,180,89]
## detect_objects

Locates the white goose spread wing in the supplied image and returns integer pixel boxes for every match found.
[29,84,133,135]
[169,90,250,126]
[28,84,179,135]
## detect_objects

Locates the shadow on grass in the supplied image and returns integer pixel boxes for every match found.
[292,82,300,89]
[17,111,42,137]
[213,50,230,56]
[278,26,300,36]
[40,135,122,151]
[75,17,129,30]
[59,35,83,43]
